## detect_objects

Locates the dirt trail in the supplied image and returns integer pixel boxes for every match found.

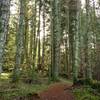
[32,83,75,100]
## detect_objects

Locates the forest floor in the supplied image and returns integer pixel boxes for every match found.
[32,83,74,100]
[31,82,100,100]
[0,73,100,100]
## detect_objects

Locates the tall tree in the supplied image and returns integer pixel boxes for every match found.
[13,0,25,82]
[32,0,37,68]
[0,0,10,73]
[41,0,46,71]
[24,0,29,66]
[65,0,70,77]
[94,0,100,80]
[37,0,41,66]
[50,0,61,81]
[85,0,92,82]
[69,0,80,83]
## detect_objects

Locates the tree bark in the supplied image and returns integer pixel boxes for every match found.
[0,0,10,73]
[13,0,25,82]
[50,0,61,80]
[69,0,80,83]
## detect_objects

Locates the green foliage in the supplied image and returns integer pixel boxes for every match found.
[0,73,11,80]
[12,70,21,83]
[3,17,16,71]
[23,68,39,83]
[91,81,100,93]
[0,80,49,100]
[73,87,100,100]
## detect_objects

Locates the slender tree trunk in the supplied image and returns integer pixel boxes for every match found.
[32,0,37,68]
[85,0,92,82]
[27,0,37,80]
[65,1,69,77]
[24,0,29,66]
[37,0,41,66]
[0,0,10,73]
[13,0,25,82]
[69,0,80,83]
[41,0,46,71]
[50,0,61,81]
[95,1,100,80]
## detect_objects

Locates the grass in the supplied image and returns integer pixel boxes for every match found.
[0,72,50,100]
[73,86,100,100]
[0,80,49,100]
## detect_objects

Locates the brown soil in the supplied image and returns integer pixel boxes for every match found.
[32,83,75,100]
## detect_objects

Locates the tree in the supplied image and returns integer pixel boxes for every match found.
[84,0,92,82]
[12,0,25,82]
[41,0,46,72]
[50,0,61,81]
[94,0,100,80]
[0,0,10,73]
[37,0,41,67]
[69,0,80,83]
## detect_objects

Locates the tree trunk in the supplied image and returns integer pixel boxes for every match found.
[50,0,61,81]
[41,0,46,72]
[85,0,92,82]
[0,0,10,73]
[69,0,80,83]
[13,0,25,82]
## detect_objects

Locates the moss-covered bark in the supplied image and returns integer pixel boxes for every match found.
[69,0,80,83]
[0,0,10,73]
[13,0,25,82]
[50,0,61,81]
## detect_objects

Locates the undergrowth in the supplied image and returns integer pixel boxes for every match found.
[0,80,49,100]
[73,86,100,100]
[0,73,100,100]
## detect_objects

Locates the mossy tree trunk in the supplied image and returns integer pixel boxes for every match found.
[69,0,80,83]
[85,0,92,82]
[0,0,10,73]
[50,0,61,81]
[13,0,25,82]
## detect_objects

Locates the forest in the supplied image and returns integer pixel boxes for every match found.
[0,0,100,100]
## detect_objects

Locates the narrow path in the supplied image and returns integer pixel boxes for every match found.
[32,83,75,100]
